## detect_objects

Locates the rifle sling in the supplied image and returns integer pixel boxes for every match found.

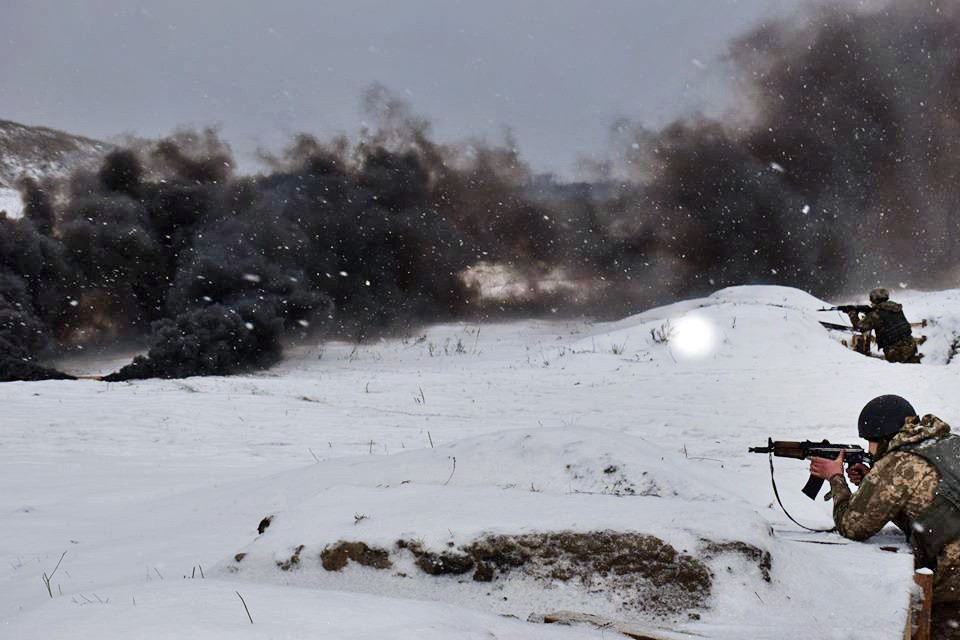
[767,450,837,534]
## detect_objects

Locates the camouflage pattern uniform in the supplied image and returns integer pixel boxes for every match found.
[881,337,923,364]
[848,300,920,363]
[829,415,960,637]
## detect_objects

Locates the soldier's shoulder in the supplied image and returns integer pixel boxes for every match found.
[874,450,936,482]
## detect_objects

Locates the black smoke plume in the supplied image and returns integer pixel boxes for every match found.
[0,215,75,381]
[5,96,558,380]
[595,0,960,302]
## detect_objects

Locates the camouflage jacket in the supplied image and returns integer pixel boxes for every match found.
[848,301,912,348]
[830,415,960,603]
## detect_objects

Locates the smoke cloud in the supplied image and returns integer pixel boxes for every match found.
[5,0,960,381]
[4,90,561,380]
[0,215,76,381]
[601,0,960,298]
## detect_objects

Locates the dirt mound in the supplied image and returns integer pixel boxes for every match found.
[320,542,392,571]
[246,531,772,619]
[463,532,712,616]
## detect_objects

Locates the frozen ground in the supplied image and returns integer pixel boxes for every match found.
[2,285,958,639]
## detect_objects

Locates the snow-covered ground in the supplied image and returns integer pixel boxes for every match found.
[3,285,958,639]
[0,187,21,218]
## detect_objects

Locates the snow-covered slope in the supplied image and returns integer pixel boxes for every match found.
[0,119,107,186]
[3,285,958,639]
[0,119,108,218]
[1,580,608,640]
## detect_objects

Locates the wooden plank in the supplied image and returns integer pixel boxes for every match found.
[541,611,704,640]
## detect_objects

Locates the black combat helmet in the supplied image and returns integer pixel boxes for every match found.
[858,395,916,441]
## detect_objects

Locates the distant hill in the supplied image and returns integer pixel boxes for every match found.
[0,119,109,188]
[0,119,109,216]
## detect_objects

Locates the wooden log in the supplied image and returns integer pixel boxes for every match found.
[541,611,703,640]
[909,568,934,640]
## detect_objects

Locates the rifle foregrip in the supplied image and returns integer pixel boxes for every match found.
[802,474,824,500]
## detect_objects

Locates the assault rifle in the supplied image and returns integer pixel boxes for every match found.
[749,438,872,500]
[818,305,872,314]
[817,306,872,336]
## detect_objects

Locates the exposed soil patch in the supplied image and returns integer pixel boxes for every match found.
[300,531,771,619]
[321,541,392,571]
[701,540,772,582]
[277,544,305,571]
[464,532,712,616]
[397,539,475,575]
[257,516,273,534]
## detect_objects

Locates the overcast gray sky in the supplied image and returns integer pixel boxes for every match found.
[2,0,800,176]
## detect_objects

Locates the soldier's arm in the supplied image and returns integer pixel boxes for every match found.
[848,309,877,332]
[830,453,913,541]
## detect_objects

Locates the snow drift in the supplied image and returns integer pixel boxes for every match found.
[4,284,950,639]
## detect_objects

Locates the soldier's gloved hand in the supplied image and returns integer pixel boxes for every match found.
[809,450,845,480]
[846,463,870,486]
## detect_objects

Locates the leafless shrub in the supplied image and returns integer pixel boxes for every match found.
[650,322,672,344]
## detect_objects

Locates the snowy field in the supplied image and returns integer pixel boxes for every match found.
[3,285,959,639]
